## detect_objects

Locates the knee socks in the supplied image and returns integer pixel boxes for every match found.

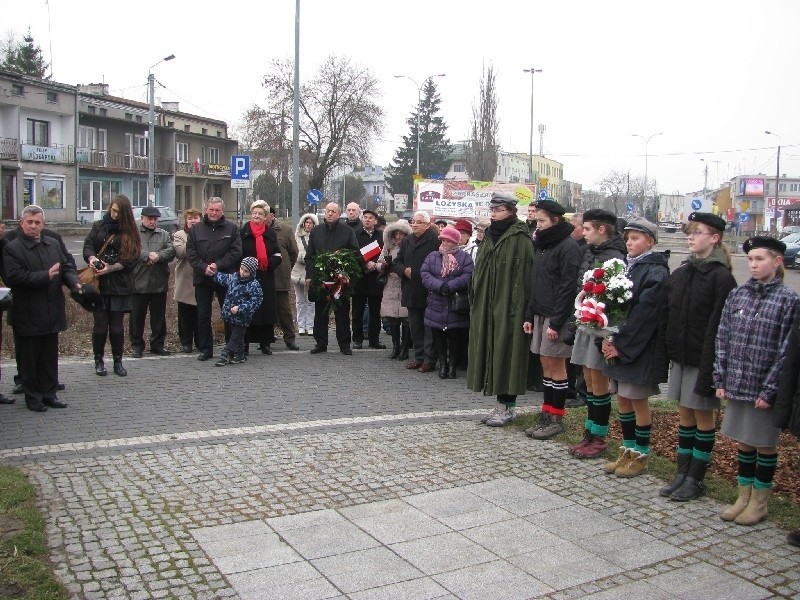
[692,428,715,464]
[634,424,652,455]
[584,393,596,433]
[591,394,611,437]
[755,453,778,490]
[737,449,757,487]
[543,378,567,417]
[619,411,636,449]
[677,425,696,458]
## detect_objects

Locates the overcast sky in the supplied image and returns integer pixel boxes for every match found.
[7,0,799,196]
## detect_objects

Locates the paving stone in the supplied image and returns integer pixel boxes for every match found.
[311,547,423,594]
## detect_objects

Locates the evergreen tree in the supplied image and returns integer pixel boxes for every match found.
[387,79,451,197]
[2,29,49,78]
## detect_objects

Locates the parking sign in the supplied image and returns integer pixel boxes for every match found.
[231,155,251,189]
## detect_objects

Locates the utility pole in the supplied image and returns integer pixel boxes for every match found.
[523,68,542,183]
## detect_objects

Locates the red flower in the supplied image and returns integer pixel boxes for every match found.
[582,281,594,292]
[593,268,605,279]
[593,283,606,295]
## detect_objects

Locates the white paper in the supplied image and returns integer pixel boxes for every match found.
[0,288,9,301]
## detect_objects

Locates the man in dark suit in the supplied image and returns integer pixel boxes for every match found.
[351,209,385,349]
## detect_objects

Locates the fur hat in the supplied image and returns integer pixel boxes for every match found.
[438,225,461,245]
[241,256,259,276]
[743,236,786,255]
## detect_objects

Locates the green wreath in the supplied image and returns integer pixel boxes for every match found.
[310,249,362,313]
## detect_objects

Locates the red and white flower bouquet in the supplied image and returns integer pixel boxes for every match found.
[574,258,632,338]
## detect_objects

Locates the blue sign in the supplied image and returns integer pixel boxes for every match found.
[307,189,323,205]
[375,196,381,204]
[538,190,548,201]
[626,202,634,213]
[230,155,251,188]
[691,198,702,210]
[739,213,749,222]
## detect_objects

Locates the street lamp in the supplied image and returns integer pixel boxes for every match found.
[765,130,781,233]
[523,67,542,184]
[393,73,446,177]
[631,132,662,215]
[148,53,175,206]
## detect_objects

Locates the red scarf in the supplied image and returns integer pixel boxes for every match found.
[249,222,269,270]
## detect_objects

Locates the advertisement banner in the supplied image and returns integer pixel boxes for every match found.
[415,180,537,220]
[739,177,765,197]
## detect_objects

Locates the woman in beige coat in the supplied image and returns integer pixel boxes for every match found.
[172,208,202,352]
[378,219,412,359]
[292,213,318,335]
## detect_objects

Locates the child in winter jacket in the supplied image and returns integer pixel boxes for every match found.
[213,256,264,366]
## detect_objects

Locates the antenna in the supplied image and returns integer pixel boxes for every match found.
[46,0,54,78]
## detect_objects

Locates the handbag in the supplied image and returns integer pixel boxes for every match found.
[449,290,470,315]
[78,234,114,290]
[376,271,388,288]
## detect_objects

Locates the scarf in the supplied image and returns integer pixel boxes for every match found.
[625,250,652,275]
[102,211,120,234]
[439,244,459,277]
[487,216,514,244]
[249,221,269,270]
[533,220,573,249]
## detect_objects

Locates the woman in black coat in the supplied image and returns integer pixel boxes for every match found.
[775,313,800,547]
[240,200,282,354]
[83,194,140,377]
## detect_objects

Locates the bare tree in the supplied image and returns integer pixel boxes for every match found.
[465,65,499,181]
[597,171,629,215]
[241,55,384,194]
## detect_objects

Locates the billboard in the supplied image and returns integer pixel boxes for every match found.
[739,177,765,197]
[414,180,537,220]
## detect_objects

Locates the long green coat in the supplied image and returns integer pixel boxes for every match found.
[467,219,533,396]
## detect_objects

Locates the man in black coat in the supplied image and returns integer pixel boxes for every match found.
[305,202,360,355]
[351,209,385,349]
[393,211,440,372]
[187,197,242,361]
[3,205,84,412]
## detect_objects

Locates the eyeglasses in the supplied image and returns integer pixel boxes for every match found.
[686,231,713,237]
[490,206,508,213]
[411,220,426,225]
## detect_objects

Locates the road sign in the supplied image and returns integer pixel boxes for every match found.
[394,194,408,211]
[230,155,251,189]
[626,202,634,213]
[739,213,749,222]
[375,196,381,204]
[538,190,548,201]
[307,189,323,205]
[691,198,702,210]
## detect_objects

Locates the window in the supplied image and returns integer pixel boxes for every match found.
[791,183,800,192]
[200,146,206,163]
[26,119,49,146]
[135,115,143,123]
[11,83,23,96]
[99,108,107,116]
[167,121,175,127]
[453,164,465,173]
[779,183,787,192]
[208,147,219,164]
[40,178,64,209]
[202,128,208,135]
[125,113,132,121]
[131,180,148,207]
[79,126,95,149]
[373,185,380,195]
[80,179,122,212]
[23,177,34,205]
[212,184,222,198]
[176,142,189,163]
[46,91,58,103]
[217,131,222,138]
[88,105,96,114]
[184,124,190,132]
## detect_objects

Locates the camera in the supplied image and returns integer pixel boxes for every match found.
[92,259,103,269]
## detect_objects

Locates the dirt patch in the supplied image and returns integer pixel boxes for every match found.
[0,515,24,542]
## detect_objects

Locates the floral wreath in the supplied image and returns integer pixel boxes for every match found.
[310,249,362,313]
[574,257,632,331]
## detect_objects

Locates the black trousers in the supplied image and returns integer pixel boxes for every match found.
[177,302,199,349]
[407,307,436,364]
[432,328,461,363]
[18,332,58,406]
[313,297,350,349]
[196,285,228,354]
[352,293,382,344]
[129,292,168,351]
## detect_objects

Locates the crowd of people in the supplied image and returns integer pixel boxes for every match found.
[2,192,800,546]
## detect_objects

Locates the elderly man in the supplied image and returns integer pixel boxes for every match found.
[351,208,385,349]
[130,206,176,358]
[305,202,360,355]
[3,205,87,412]
[187,197,242,361]
[267,206,299,350]
[344,202,362,228]
[393,211,440,372]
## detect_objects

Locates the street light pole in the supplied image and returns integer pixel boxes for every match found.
[148,53,175,207]
[765,131,781,233]
[632,132,662,216]
[393,73,446,177]
[523,68,542,184]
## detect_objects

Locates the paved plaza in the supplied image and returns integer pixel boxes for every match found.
[1,339,799,599]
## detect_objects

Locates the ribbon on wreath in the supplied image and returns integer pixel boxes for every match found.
[574,292,609,328]
[322,273,350,302]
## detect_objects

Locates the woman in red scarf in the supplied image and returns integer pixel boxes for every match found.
[240,200,282,354]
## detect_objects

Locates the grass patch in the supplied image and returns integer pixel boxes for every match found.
[0,466,67,600]
[511,404,800,532]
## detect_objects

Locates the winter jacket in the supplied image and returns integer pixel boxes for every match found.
[653,249,737,396]
[213,271,264,327]
[393,225,440,309]
[353,226,384,296]
[187,215,242,287]
[4,234,80,337]
[775,315,800,436]
[601,252,670,385]
[172,229,195,305]
[82,220,137,296]
[378,220,411,319]
[240,222,282,327]
[133,224,175,294]
[575,234,627,292]
[271,219,298,291]
[291,213,319,285]
[714,278,799,405]
[467,218,533,397]
[421,249,474,330]
[304,220,360,280]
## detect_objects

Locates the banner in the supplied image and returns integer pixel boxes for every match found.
[415,180,537,220]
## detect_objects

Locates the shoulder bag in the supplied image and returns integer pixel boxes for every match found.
[449,290,470,315]
[78,235,114,288]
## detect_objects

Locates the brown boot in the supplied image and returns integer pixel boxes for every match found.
[603,448,631,474]
[734,487,771,526]
[615,451,649,478]
[720,485,752,522]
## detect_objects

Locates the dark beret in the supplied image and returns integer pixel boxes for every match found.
[534,199,566,216]
[743,236,786,255]
[362,209,379,219]
[688,212,725,231]
[489,192,518,208]
[582,209,618,227]
[141,206,161,218]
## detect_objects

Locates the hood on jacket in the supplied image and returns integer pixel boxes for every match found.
[295,212,319,236]
[382,219,412,254]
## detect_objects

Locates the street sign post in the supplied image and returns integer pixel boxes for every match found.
[231,155,251,189]
[626,202,634,213]
[538,190,548,201]
[307,189,323,205]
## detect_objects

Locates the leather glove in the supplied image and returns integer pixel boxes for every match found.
[440,283,450,295]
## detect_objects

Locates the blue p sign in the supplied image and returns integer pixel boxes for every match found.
[231,155,250,181]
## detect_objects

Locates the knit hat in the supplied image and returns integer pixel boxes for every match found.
[624,217,659,243]
[241,256,259,276]
[743,236,786,255]
[453,219,473,234]
[438,225,461,245]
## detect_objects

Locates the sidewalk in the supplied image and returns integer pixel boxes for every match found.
[1,342,799,599]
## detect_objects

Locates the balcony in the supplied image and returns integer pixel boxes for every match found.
[75,149,174,174]
[20,143,74,164]
[0,137,18,160]
[175,161,230,177]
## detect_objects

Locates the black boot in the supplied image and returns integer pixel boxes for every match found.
[448,361,457,379]
[113,357,127,376]
[659,452,692,497]
[388,322,401,359]
[438,362,450,379]
[670,458,709,502]
[94,356,107,376]
[92,333,107,376]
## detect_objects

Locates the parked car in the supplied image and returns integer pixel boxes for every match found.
[780,225,800,238]
[780,232,800,269]
[132,206,179,234]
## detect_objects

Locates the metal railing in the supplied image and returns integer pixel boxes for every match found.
[75,149,174,174]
